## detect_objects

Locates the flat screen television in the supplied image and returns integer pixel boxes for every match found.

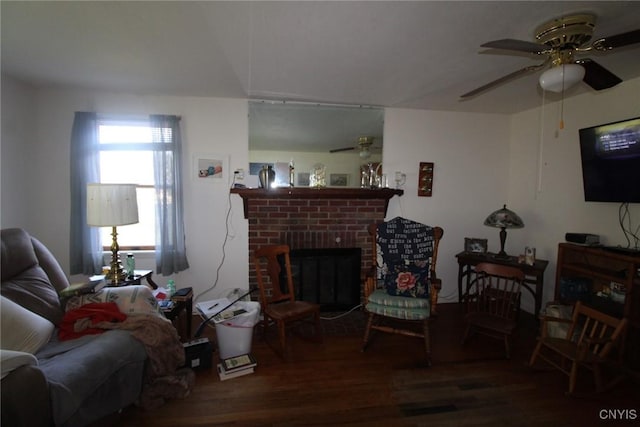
[579,117,640,203]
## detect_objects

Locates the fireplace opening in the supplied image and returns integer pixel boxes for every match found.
[287,247,362,311]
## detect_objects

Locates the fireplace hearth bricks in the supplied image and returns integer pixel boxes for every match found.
[231,188,402,305]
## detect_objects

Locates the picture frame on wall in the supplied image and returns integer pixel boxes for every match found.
[193,154,228,183]
[464,237,488,254]
[329,173,349,187]
[297,172,310,187]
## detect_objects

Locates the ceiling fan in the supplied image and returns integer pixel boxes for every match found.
[461,13,640,98]
[330,136,380,159]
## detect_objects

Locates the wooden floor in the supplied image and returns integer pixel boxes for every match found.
[101,303,639,426]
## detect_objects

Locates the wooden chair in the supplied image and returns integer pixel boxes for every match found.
[253,245,322,359]
[362,217,443,366]
[461,262,525,359]
[529,301,628,395]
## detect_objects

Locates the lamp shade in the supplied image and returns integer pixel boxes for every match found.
[539,64,585,93]
[87,183,139,227]
[484,205,524,229]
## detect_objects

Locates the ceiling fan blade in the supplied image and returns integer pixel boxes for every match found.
[594,28,640,50]
[329,147,356,153]
[481,38,548,54]
[578,58,622,90]
[460,61,549,99]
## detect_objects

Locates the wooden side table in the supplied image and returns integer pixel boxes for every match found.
[162,287,193,341]
[455,251,549,318]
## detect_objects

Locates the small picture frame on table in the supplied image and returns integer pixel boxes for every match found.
[464,238,488,254]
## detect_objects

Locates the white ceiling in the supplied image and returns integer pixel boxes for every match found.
[2,1,640,116]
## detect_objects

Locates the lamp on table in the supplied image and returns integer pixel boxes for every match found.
[87,183,139,285]
[483,204,524,259]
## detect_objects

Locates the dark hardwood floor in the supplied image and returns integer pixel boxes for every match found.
[102,303,639,426]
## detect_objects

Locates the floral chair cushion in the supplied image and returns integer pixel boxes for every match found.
[383,260,430,299]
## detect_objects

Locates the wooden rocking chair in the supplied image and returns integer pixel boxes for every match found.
[362,217,443,366]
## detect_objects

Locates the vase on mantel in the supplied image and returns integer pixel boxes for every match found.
[258,165,276,189]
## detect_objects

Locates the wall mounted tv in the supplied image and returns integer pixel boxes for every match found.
[579,117,640,203]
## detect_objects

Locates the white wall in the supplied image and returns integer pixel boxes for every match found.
[1,77,37,228]
[508,76,640,311]
[382,108,511,303]
[3,73,638,313]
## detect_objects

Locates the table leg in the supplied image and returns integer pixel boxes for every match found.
[185,296,192,340]
[457,263,464,303]
[534,274,543,318]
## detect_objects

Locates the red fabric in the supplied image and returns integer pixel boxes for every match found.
[59,302,127,341]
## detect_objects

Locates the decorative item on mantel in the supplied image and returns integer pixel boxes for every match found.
[418,162,434,197]
[310,163,326,188]
[394,171,406,189]
[361,162,382,189]
[483,204,524,259]
[258,164,276,189]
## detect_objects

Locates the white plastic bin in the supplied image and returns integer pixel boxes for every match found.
[215,301,261,359]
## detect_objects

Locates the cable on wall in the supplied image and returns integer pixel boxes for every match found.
[193,172,238,304]
[619,202,640,249]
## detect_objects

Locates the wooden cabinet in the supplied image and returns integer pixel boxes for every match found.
[555,243,640,371]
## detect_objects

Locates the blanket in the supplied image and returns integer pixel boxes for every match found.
[63,303,194,410]
[96,313,195,410]
[59,302,126,340]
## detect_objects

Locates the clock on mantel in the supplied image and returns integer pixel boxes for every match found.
[229,187,403,218]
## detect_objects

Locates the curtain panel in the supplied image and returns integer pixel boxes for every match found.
[69,112,103,275]
[150,115,190,275]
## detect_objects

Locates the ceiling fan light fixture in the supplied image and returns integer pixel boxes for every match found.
[539,64,585,92]
[359,147,371,159]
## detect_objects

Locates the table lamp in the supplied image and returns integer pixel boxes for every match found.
[87,183,139,284]
[483,204,524,259]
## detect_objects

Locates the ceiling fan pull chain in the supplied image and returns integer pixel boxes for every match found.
[559,68,565,130]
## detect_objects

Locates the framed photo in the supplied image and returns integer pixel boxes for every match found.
[297,172,310,187]
[249,162,272,176]
[330,173,349,187]
[193,154,228,183]
[464,237,488,253]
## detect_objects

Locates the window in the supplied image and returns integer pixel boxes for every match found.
[97,118,156,250]
[70,112,188,276]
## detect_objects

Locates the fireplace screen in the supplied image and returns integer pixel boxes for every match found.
[288,247,362,311]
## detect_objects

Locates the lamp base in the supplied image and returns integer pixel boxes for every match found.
[492,252,511,260]
[106,259,127,285]
[106,226,127,285]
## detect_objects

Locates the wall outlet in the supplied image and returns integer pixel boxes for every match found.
[235,169,244,180]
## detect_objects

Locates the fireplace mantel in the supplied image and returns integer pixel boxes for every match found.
[230,187,403,218]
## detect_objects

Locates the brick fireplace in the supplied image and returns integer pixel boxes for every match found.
[231,187,403,301]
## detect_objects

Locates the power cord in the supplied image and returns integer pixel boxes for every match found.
[193,172,238,304]
[319,304,363,320]
[619,202,640,249]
